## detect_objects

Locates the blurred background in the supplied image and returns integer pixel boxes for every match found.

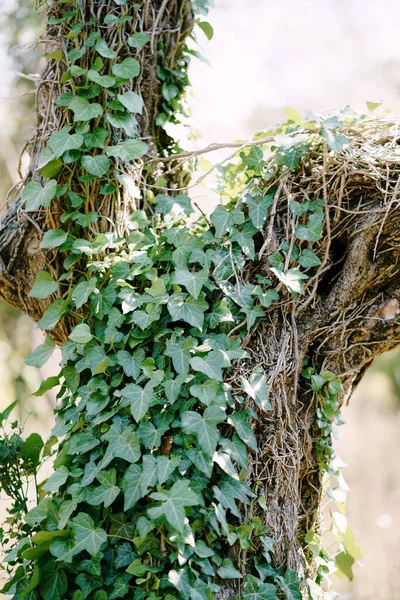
[1,1,400,598]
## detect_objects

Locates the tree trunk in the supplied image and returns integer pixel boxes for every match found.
[1,2,400,599]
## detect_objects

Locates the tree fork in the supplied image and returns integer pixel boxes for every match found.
[1,2,400,599]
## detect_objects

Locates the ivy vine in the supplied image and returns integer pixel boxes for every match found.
[0,1,360,600]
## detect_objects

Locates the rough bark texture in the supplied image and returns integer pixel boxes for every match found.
[1,2,400,598]
[0,0,193,343]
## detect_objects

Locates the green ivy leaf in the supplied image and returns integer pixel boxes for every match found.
[87,69,116,88]
[228,411,258,452]
[25,498,53,527]
[40,229,69,249]
[95,38,118,58]
[165,339,193,376]
[84,128,109,149]
[173,267,208,299]
[29,271,58,299]
[210,205,244,237]
[181,405,225,456]
[148,480,199,532]
[22,179,57,211]
[42,466,69,492]
[81,154,110,177]
[217,559,243,579]
[117,91,143,114]
[121,383,153,422]
[295,213,323,243]
[26,336,56,368]
[138,422,162,450]
[38,298,69,330]
[297,248,321,268]
[121,464,144,510]
[276,569,302,600]
[246,194,274,229]
[102,422,141,463]
[39,562,68,600]
[111,57,140,79]
[62,513,107,561]
[243,576,278,600]
[231,223,257,259]
[190,350,224,381]
[197,21,214,40]
[70,97,103,122]
[47,127,84,158]
[87,468,120,508]
[190,379,220,406]
[69,323,93,344]
[127,32,150,48]
[66,432,100,454]
[106,139,148,161]
[72,278,97,309]
[167,294,208,330]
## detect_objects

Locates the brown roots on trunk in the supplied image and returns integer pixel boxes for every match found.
[217,122,400,594]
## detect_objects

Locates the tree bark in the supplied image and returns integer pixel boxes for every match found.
[1,1,400,597]
[0,0,193,343]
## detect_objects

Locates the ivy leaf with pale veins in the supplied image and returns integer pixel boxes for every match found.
[120,382,153,422]
[165,337,194,376]
[121,464,143,511]
[246,194,274,229]
[181,405,226,456]
[87,468,120,508]
[173,267,209,299]
[69,323,93,344]
[231,223,257,259]
[102,422,141,463]
[167,293,208,330]
[72,278,97,309]
[22,179,57,211]
[148,480,200,532]
[83,128,109,149]
[39,562,67,600]
[42,466,69,492]
[62,513,107,561]
[190,350,225,381]
[210,205,244,237]
[227,411,258,452]
[243,575,278,600]
[276,570,302,600]
[47,127,84,158]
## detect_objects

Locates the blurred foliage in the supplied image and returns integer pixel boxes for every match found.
[0,0,43,203]
[370,347,400,407]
